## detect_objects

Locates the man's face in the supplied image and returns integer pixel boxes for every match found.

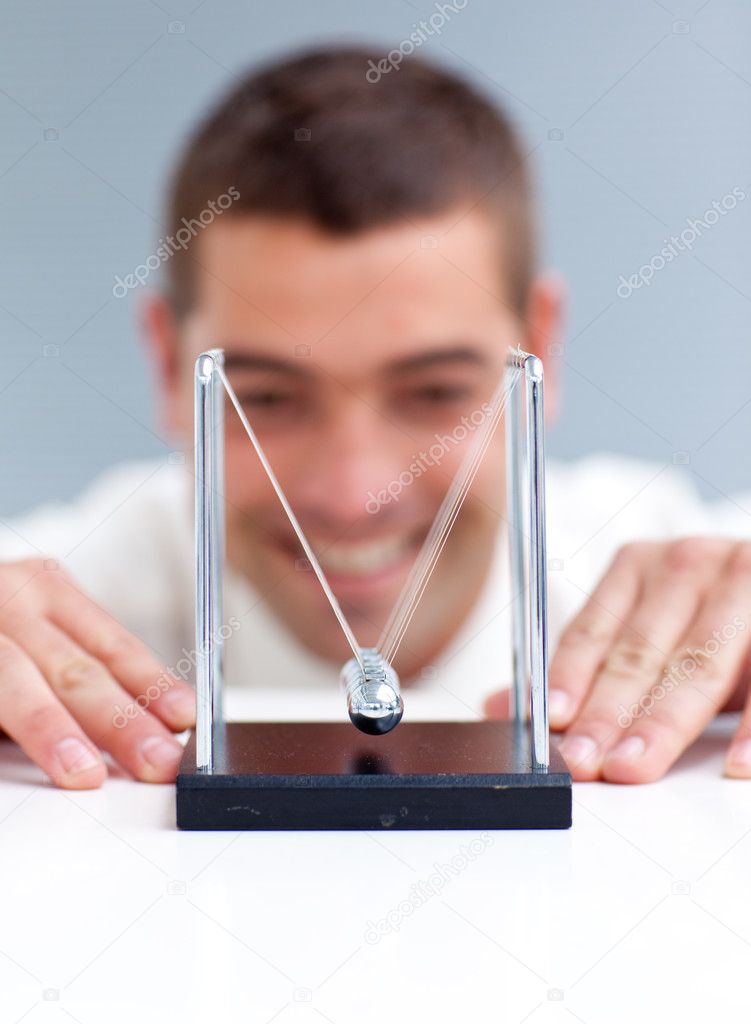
[155,209,551,677]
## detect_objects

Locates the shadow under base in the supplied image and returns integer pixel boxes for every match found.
[176,720,572,831]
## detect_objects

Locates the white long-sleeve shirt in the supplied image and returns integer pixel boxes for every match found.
[1,454,749,718]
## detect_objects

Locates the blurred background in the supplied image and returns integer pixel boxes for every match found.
[1,0,749,516]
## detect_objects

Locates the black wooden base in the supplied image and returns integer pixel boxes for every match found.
[176,720,571,831]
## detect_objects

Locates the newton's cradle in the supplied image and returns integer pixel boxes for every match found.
[176,347,571,830]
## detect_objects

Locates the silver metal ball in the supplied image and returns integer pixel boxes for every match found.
[340,648,403,735]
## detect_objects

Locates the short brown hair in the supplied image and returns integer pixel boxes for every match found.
[164,45,536,318]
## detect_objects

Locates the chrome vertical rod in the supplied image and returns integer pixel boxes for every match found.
[210,350,225,726]
[525,356,549,769]
[505,360,528,723]
[195,350,223,771]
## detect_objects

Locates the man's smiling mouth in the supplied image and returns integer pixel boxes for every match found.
[274,527,427,590]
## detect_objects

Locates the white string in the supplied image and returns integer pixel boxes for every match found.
[378,368,519,664]
[217,366,365,673]
[378,366,521,666]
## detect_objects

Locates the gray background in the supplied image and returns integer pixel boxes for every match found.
[1,0,749,517]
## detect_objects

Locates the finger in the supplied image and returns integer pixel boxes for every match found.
[560,537,727,780]
[547,543,646,731]
[602,543,751,783]
[46,574,195,731]
[483,689,511,719]
[0,635,107,790]
[724,687,751,778]
[3,613,185,783]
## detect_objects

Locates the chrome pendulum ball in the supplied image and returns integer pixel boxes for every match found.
[340,648,403,735]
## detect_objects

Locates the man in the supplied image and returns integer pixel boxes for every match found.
[1,46,750,791]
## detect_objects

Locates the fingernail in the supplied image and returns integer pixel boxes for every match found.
[606,735,647,763]
[725,738,751,774]
[141,736,183,769]
[56,736,101,775]
[548,688,572,726]
[558,735,599,768]
[162,688,196,721]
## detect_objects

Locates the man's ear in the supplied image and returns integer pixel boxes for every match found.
[138,291,187,438]
[520,272,565,426]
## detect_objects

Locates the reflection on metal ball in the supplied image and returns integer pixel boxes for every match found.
[340,648,403,735]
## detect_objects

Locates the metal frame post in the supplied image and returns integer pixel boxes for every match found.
[194,349,225,771]
[506,349,550,770]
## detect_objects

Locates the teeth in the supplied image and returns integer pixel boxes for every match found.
[314,534,411,576]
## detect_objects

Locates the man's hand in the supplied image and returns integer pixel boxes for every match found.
[485,538,751,783]
[0,559,196,789]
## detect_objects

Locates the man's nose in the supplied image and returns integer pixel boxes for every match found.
[292,407,409,525]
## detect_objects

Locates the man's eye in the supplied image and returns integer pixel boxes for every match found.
[408,384,472,404]
[234,390,309,428]
[239,390,293,408]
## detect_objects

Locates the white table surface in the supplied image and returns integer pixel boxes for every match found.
[1,687,750,1023]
